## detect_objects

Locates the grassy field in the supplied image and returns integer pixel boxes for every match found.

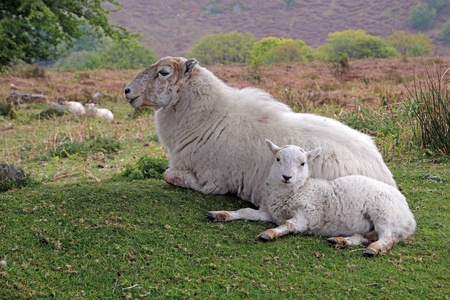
[0,58,449,298]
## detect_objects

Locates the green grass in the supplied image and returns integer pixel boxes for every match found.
[0,89,449,299]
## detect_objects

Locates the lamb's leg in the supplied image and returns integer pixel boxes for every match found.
[363,234,397,257]
[256,217,307,242]
[164,168,223,194]
[205,207,273,223]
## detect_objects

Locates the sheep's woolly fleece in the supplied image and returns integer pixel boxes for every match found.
[125,56,396,206]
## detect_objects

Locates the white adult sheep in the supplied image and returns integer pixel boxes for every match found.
[206,140,416,257]
[124,56,397,206]
[85,103,114,120]
[57,97,85,115]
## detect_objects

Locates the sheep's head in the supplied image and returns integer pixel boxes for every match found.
[57,97,67,105]
[85,103,97,111]
[265,139,321,187]
[124,56,198,108]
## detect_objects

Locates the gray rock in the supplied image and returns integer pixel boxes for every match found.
[0,164,25,180]
[6,92,47,104]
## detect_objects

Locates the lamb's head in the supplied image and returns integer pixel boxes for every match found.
[265,139,322,187]
[124,56,199,108]
[85,103,97,112]
[57,97,67,105]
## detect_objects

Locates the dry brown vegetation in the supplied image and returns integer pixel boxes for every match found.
[1,57,449,115]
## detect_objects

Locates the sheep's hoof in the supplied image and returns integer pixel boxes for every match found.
[363,249,377,257]
[256,234,271,242]
[205,212,217,222]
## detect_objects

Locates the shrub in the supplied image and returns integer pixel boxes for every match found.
[387,31,435,57]
[0,174,39,193]
[408,2,437,30]
[441,20,450,43]
[187,31,255,65]
[250,37,313,65]
[38,107,66,119]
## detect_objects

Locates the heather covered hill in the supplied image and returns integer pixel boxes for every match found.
[109,0,450,58]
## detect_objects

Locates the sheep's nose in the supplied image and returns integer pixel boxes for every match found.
[125,88,131,95]
[282,175,292,181]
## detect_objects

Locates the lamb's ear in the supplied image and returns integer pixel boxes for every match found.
[307,147,322,161]
[183,58,198,76]
[265,139,280,154]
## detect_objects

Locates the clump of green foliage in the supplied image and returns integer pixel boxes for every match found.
[404,68,450,155]
[46,136,121,159]
[316,30,398,61]
[38,107,66,119]
[0,102,16,119]
[408,2,437,30]
[441,20,450,44]
[250,37,314,65]
[387,31,435,58]
[187,31,255,65]
[119,156,168,180]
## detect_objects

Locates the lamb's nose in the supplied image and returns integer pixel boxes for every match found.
[282,175,292,181]
[125,88,131,95]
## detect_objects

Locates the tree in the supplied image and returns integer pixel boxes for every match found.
[387,31,435,57]
[408,2,437,30]
[0,0,138,72]
[94,39,156,70]
[442,20,450,43]
[187,31,255,65]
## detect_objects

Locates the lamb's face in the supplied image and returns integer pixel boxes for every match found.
[124,56,198,109]
[270,145,310,186]
[85,103,97,112]
[265,139,322,187]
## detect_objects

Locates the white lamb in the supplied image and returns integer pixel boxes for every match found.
[85,103,114,120]
[124,56,397,206]
[57,97,85,115]
[206,140,416,257]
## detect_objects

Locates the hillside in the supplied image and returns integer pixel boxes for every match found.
[109,0,450,59]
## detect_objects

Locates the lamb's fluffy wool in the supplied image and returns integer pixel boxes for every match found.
[125,57,396,206]
[206,141,416,257]
[85,103,114,120]
[57,98,85,115]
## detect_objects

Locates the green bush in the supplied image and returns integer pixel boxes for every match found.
[408,2,437,30]
[316,30,398,62]
[441,20,450,43]
[187,31,255,65]
[387,31,435,57]
[0,174,39,193]
[250,37,313,65]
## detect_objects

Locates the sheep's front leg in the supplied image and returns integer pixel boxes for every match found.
[164,168,222,194]
[205,207,273,223]
[256,217,307,242]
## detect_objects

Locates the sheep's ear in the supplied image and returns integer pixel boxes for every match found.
[183,58,198,76]
[307,147,322,161]
[265,139,280,154]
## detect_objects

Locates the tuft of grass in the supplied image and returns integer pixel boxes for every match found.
[38,107,66,119]
[0,174,40,193]
[46,136,121,159]
[404,67,450,155]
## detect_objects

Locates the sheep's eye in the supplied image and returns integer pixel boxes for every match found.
[276,158,280,162]
[300,162,305,166]
[159,70,169,76]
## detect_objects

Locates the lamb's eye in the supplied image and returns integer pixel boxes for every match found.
[276,158,280,162]
[159,70,169,76]
[300,162,305,166]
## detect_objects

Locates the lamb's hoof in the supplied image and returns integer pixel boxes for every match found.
[326,237,348,249]
[205,212,217,222]
[363,249,377,257]
[256,234,271,242]
[327,238,338,247]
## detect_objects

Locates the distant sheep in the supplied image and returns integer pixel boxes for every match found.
[57,98,85,115]
[206,140,416,257]
[85,103,114,120]
[124,56,396,206]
